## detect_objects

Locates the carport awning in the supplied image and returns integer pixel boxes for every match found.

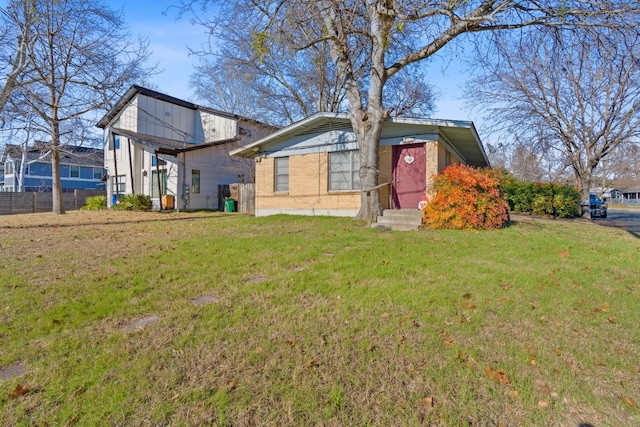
[110,128,193,155]
[110,128,238,155]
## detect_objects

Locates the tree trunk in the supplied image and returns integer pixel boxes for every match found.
[578,172,592,219]
[51,120,65,214]
[354,114,385,220]
[18,146,27,192]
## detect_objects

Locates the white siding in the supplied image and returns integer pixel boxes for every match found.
[182,144,252,210]
[136,95,196,143]
[198,111,237,143]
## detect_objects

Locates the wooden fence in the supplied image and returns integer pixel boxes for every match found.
[0,190,106,215]
[228,183,255,215]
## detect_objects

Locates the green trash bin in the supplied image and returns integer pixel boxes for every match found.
[224,198,235,212]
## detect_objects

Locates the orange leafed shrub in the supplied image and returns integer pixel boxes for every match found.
[423,164,509,230]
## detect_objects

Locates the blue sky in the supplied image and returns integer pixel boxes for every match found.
[118,1,472,121]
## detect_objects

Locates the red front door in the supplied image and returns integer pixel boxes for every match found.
[392,143,426,209]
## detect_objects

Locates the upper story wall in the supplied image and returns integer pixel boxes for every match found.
[110,94,240,144]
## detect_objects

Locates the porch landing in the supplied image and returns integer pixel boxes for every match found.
[373,209,423,231]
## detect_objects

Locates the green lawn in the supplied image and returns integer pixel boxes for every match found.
[1,211,639,426]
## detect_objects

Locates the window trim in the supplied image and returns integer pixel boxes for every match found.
[70,165,80,178]
[191,169,200,194]
[111,175,126,194]
[328,150,360,192]
[274,157,289,193]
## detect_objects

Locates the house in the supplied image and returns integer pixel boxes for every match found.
[607,187,640,206]
[1,143,106,192]
[96,85,275,210]
[230,112,490,217]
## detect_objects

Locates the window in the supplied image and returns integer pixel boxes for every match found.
[329,151,360,191]
[5,162,13,174]
[151,171,167,198]
[111,175,126,194]
[274,157,289,192]
[24,164,30,175]
[113,135,121,150]
[93,168,102,180]
[191,169,200,194]
[70,165,80,178]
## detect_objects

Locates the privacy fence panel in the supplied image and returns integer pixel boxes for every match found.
[237,183,255,215]
[0,190,105,215]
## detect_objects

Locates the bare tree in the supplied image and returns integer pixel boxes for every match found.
[468,26,640,212]
[605,143,640,188]
[190,30,436,127]
[10,0,152,214]
[0,0,38,120]
[181,0,640,218]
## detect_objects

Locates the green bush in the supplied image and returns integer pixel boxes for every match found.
[81,195,107,210]
[500,175,580,218]
[112,194,153,211]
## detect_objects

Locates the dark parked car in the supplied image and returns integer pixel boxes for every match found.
[584,193,607,218]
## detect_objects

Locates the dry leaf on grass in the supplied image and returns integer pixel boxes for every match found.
[461,301,476,310]
[620,395,636,409]
[538,399,549,409]
[420,396,434,410]
[457,350,477,366]
[485,366,510,384]
[594,304,609,313]
[10,383,30,398]
[303,359,320,370]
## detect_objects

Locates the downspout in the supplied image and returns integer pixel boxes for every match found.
[128,138,135,194]
[112,133,119,205]
[181,151,188,211]
[155,149,163,211]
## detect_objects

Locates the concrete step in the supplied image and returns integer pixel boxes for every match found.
[378,209,423,219]
[373,209,423,231]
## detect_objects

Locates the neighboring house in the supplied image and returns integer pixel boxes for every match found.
[231,112,490,217]
[1,143,105,192]
[603,187,640,206]
[96,85,274,210]
[593,186,640,200]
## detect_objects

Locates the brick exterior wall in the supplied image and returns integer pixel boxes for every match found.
[255,140,458,216]
[425,141,461,197]
[255,152,361,216]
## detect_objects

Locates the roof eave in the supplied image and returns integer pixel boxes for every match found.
[230,112,349,158]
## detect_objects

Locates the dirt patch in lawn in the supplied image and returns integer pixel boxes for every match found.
[1,210,218,259]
